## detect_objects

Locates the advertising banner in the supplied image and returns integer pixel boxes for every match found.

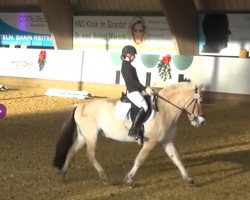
[0,13,53,47]
[73,16,176,54]
[0,48,82,81]
[199,13,250,56]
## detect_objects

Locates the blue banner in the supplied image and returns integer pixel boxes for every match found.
[0,13,53,47]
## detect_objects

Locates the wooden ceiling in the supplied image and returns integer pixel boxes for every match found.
[1,0,250,13]
[194,0,250,12]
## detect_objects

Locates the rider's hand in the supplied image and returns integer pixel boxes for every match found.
[145,87,154,95]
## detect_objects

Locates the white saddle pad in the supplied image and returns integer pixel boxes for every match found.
[115,100,131,121]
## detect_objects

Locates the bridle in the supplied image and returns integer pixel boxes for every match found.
[154,87,204,120]
[183,89,204,120]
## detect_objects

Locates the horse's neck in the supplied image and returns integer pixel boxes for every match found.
[158,85,193,113]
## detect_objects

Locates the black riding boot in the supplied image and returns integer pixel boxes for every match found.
[128,107,145,137]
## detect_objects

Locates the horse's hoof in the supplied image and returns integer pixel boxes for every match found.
[99,173,109,185]
[189,180,201,187]
[102,180,109,185]
[123,182,135,188]
[186,177,198,187]
[100,173,108,180]
[62,171,67,183]
[101,176,109,185]
[123,177,134,188]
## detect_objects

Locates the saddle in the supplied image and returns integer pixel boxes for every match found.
[115,92,158,142]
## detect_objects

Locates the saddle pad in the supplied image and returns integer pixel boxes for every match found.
[115,100,131,121]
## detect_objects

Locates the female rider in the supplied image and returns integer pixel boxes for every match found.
[120,45,154,137]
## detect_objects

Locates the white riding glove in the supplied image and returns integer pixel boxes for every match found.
[145,87,154,95]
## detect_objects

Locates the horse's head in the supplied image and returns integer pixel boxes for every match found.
[183,84,205,127]
[157,82,205,127]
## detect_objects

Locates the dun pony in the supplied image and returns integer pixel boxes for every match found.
[53,82,205,186]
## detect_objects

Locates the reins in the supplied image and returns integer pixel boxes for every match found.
[155,93,192,115]
[153,84,204,118]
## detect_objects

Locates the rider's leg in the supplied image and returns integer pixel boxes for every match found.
[128,107,145,136]
[127,91,148,137]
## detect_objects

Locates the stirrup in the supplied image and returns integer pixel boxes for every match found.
[128,127,138,137]
[136,125,144,141]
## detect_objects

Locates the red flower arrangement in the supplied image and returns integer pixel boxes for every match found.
[157,54,172,81]
[38,50,47,71]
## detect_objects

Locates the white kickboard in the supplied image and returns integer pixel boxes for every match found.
[45,88,92,99]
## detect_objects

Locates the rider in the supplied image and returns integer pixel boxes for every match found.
[120,45,154,138]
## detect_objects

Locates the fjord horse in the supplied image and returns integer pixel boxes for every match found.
[53,82,205,186]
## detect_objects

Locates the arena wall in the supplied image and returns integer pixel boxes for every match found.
[0,48,249,103]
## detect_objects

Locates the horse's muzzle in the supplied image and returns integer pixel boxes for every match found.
[191,116,205,127]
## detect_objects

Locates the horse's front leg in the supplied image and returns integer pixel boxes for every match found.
[124,139,157,186]
[162,141,195,186]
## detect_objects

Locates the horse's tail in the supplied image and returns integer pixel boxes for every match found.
[53,106,77,170]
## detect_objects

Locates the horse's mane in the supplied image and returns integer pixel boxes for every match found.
[159,82,196,97]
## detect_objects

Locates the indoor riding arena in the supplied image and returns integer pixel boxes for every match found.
[1,79,250,200]
[1,0,250,200]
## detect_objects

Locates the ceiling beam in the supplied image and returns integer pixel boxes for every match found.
[38,0,73,49]
[160,0,198,55]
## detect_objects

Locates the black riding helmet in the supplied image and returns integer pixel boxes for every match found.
[121,45,137,57]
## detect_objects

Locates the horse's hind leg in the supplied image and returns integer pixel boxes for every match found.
[62,126,85,180]
[162,141,195,186]
[85,135,107,182]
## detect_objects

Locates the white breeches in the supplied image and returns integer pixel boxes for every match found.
[127,91,148,111]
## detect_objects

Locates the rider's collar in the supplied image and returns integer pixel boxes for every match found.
[125,57,131,62]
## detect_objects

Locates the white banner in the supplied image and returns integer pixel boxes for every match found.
[0,49,82,81]
[73,16,176,54]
